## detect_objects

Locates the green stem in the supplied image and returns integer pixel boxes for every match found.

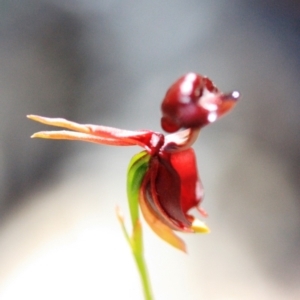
[116,208,153,300]
[132,221,153,300]
[126,151,154,299]
[133,251,153,300]
[116,151,154,299]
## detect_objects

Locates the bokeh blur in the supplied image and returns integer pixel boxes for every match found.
[0,1,300,299]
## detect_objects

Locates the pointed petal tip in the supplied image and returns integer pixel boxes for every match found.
[231,90,240,101]
[30,132,51,139]
[222,90,240,102]
[139,192,187,252]
[27,114,42,121]
[115,206,125,223]
[30,132,41,138]
[191,219,210,234]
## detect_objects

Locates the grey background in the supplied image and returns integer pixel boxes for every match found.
[0,1,299,299]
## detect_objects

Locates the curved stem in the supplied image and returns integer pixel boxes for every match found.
[116,208,153,300]
[132,221,153,300]
[115,152,154,299]
[134,252,153,300]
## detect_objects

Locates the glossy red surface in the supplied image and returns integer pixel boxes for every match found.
[161,73,239,132]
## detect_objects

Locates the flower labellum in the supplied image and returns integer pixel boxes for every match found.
[161,73,239,132]
[28,72,239,252]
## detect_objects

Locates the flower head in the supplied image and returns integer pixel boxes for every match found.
[161,73,239,132]
[28,72,239,252]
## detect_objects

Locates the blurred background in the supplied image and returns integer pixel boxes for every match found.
[0,1,299,299]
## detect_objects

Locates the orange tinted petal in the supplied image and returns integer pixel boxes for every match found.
[139,188,186,252]
[31,130,133,146]
[27,114,158,149]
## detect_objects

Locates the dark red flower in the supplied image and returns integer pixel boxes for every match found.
[28,72,239,251]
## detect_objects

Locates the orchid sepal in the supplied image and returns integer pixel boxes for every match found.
[27,114,162,150]
[30,130,135,146]
[28,115,202,156]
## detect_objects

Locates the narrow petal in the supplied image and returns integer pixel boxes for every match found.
[28,114,144,138]
[31,130,134,146]
[27,114,158,149]
[139,187,186,252]
[27,115,91,134]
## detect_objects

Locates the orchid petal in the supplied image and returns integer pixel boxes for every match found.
[147,155,193,231]
[31,130,134,146]
[28,115,92,134]
[139,187,186,252]
[27,115,157,149]
[170,148,204,214]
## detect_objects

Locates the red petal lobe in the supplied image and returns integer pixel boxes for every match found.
[170,148,204,214]
[150,155,192,229]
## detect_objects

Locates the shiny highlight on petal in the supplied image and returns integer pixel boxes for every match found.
[161,73,239,132]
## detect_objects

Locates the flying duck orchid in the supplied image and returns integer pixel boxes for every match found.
[27,73,239,253]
